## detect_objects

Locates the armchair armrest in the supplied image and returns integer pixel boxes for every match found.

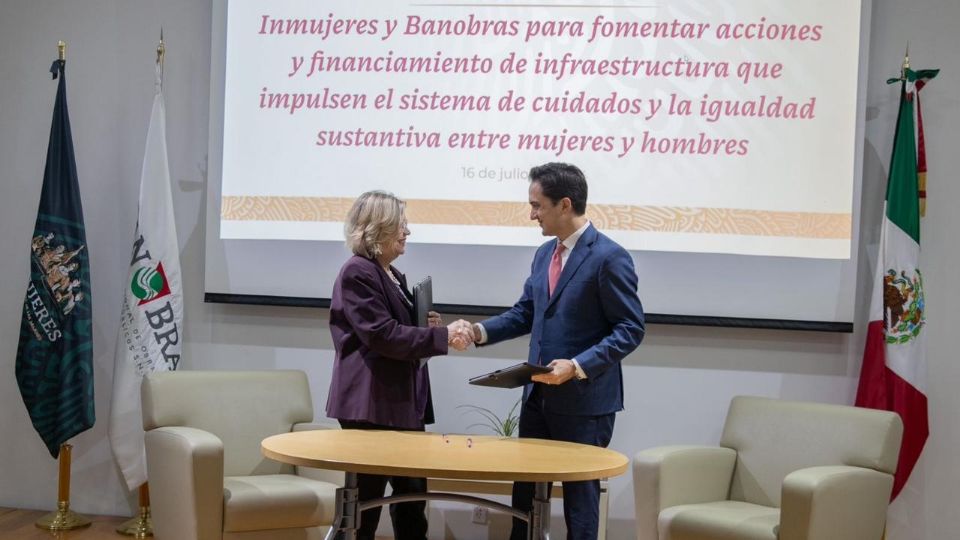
[292,421,341,431]
[780,465,893,540]
[291,422,344,486]
[633,445,737,540]
[145,426,224,540]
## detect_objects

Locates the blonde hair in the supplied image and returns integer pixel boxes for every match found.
[344,191,406,258]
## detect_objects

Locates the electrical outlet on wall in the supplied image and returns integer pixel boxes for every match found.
[471,506,489,525]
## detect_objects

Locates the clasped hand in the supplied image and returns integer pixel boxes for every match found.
[442,317,475,351]
[427,313,477,352]
[446,319,475,351]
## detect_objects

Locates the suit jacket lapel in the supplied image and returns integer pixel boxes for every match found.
[545,224,597,311]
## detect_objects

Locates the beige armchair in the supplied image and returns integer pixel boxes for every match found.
[633,396,903,540]
[142,370,342,540]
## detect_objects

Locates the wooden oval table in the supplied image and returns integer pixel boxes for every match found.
[262,429,629,540]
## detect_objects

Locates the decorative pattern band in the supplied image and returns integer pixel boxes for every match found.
[221,196,850,239]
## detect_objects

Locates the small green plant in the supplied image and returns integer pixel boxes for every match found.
[457,398,521,437]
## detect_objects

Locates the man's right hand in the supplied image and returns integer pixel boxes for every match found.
[446,320,475,351]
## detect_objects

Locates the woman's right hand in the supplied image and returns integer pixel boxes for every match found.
[446,320,475,351]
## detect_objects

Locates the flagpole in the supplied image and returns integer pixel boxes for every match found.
[35,443,92,530]
[115,31,168,538]
[157,29,164,90]
[116,482,153,537]
[31,38,93,533]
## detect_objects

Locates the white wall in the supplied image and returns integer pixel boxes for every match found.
[0,1,957,539]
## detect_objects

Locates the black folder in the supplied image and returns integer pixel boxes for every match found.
[412,276,432,328]
[412,276,433,367]
[468,362,552,388]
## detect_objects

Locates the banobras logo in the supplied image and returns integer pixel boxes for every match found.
[131,262,172,305]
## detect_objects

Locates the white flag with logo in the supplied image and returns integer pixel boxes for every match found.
[109,65,183,491]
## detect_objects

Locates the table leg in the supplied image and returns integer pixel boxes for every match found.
[528,481,551,540]
[325,472,359,540]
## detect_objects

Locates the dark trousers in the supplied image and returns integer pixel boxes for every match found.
[509,387,615,540]
[337,420,428,540]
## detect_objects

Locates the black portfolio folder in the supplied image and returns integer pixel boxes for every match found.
[412,276,432,367]
[412,276,432,328]
[468,362,552,388]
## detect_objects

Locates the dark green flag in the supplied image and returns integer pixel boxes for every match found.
[16,59,94,458]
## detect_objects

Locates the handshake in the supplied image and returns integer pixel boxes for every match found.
[446,319,477,351]
[428,312,477,351]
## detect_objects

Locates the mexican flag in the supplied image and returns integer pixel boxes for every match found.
[108,64,183,491]
[855,67,937,500]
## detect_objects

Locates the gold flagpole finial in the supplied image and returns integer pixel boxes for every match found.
[157,29,165,64]
[157,28,165,88]
[58,40,65,62]
[902,43,910,80]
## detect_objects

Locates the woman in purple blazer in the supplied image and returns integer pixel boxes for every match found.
[326,191,471,540]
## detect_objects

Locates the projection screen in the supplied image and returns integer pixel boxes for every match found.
[206,0,870,329]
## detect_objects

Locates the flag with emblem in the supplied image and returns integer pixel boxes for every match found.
[108,63,183,491]
[15,58,95,458]
[855,65,937,500]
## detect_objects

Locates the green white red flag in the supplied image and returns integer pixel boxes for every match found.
[855,66,938,500]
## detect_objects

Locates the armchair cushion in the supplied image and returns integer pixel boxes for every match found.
[659,500,779,540]
[223,475,338,532]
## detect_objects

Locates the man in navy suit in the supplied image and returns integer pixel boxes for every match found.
[471,162,645,540]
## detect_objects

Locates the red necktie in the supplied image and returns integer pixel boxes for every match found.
[548,242,566,297]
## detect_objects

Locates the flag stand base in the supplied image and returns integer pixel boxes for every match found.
[35,501,92,530]
[116,505,152,537]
